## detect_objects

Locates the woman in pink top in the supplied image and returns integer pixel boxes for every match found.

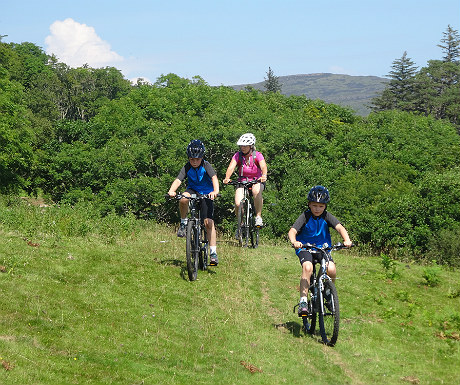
[223,133,268,227]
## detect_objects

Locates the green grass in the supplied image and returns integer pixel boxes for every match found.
[0,199,459,384]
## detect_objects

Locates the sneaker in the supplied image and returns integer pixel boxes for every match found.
[209,252,218,266]
[298,300,309,317]
[255,216,263,227]
[177,222,187,238]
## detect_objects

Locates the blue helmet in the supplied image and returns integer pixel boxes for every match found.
[186,140,205,158]
[308,185,330,203]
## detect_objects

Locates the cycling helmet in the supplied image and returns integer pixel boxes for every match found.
[186,139,205,158]
[308,185,330,204]
[237,133,256,146]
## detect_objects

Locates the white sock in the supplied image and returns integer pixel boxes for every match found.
[181,218,188,225]
[210,246,217,254]
[300,296,308,304]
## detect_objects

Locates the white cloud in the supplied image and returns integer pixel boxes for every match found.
[45,18,123,68]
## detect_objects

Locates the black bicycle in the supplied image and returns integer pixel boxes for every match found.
[225,179,260,248]
[167,193,215,281]
[293,242,352,346]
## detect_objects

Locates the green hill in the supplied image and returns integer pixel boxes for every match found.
[231,73,389,116]
[0,199,459,384]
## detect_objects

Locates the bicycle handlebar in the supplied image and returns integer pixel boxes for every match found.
[165,193,221,201]
[294,242,355,251]
[224,179,261,188]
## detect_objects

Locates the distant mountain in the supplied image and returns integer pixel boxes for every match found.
[230,73,389,116]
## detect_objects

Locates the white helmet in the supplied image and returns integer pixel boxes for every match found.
[237,133,256,146]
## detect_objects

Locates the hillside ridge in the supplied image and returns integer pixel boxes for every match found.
[230,73,389,116]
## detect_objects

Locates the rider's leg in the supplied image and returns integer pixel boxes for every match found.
[179,191,191,219]
[300,261,313,298]
[234,187,244,217]
[204,218,217,247]
[327,261,337,283]
[251,183,263,217]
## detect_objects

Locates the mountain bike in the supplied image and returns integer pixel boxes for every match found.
[167,193,216,281]
[293,242,352,346]
[225,179,261,248]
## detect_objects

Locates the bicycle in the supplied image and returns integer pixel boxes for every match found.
[225,179,261,248]
[167,193,217,281]
[293,242,352,346]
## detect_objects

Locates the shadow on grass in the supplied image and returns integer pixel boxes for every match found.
[274,321,304,338]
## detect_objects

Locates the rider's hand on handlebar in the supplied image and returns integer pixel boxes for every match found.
[259,175,267,183]
[291,240,303,249]
[343,240,353,248]
[223,178,231,184]
[208,191,219,200]
[167,190,176,197]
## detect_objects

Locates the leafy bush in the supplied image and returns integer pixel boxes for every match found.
[422,260,442,287]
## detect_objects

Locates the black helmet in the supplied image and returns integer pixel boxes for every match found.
[308,185,330,203]
[186,140,205,158]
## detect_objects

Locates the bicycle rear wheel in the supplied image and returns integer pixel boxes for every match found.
[186,220,199,281]
[318,280,340,346]
[249,208,259,249]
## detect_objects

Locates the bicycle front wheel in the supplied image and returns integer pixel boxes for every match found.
[199,226,209,271]
[186,220,199,281]
[237,202,249,247]
[318,280,340,346]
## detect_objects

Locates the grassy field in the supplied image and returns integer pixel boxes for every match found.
[0,199,459,384]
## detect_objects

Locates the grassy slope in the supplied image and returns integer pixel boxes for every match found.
[0,218,459,385]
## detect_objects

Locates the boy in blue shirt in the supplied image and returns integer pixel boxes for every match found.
[288,185,352,316]
[168,140,220,265]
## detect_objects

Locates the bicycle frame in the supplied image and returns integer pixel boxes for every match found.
[294,242,351,346]
[226,179,259,248]
[167,193,211,281]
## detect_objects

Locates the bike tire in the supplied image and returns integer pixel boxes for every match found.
[251,223,259,249]
[199,226,209,271]
[237,203,248,247]
[186,220,199,281]
[318,280,340,346]
[303,308,316,335]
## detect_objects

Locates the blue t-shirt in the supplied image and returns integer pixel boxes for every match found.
[176,160,216,195]
[291,210,340,254]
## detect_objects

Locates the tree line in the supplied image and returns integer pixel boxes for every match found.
[371,25,460,129]
[0,27,459,266]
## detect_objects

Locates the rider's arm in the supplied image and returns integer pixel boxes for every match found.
[223,158,238,183]
[288,228,303,249]
[335,224,352,247]
[259,159,268,183]
[209,175,220,199]
[168,178,182,197]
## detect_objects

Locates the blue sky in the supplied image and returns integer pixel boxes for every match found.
[1,0,459,85]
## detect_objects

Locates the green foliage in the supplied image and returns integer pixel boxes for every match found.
[380,253,400,280]
[1,35,460,266]
[422,260,442,287]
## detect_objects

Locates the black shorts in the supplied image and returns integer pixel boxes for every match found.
[297,250,334,266]
[185,189,214,221]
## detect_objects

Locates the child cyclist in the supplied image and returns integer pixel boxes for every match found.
[223,133,268,227]
[167,140,220,266]
[288,185,352,316]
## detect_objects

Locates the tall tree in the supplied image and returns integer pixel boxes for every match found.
[264,67,282,93]
[437,24,460,63]
[371,51,418,112]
